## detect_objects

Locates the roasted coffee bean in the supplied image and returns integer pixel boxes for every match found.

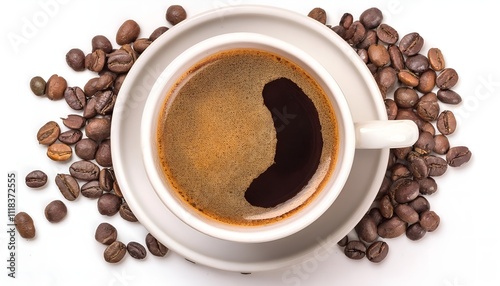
[368,207,384,225]
[397,70,419,87]
[436,110,456,135]
[104,241,127,263]
[416,69,436,93]
[406,223,426,241]
[149,26,169,41]
[394,204,419,224]
[92,35,113,53]
[366,241,389,263]
[414,131,435,155]
[330,25,346,39]
[133,38,152,54]
[368,44,390,67]
[85,49,106,73]
[437,89,462,104]
[14,212,36,239]
[418,177,438,195]
[436,68,459,89]
[119,202,138,222]
[62,114,86,130]
[83,97,98,119]
[388,45,405,71]
[392,146,411,161]
[428,47,445,71]
[366,63,377,74]
[355,214,378,243]
[25,170,47,188]
[345,21,366,46]
[120,43,138,62]
[116,19,140,45]
[433,134,450,155]
[339,13,353,29]
[46,74,67,100]
[337,236,348,247]
[127,241,147,260]
[307,7,327,24]
[96,139,113,167]
[107,49,134,73]
[408,155,428,180]
[376,23,398,44]
[399,32,424,56]
[344,240,366,260]
[446,146,472,167]
[113,180,123,198]
[419,210,440,232]
[377,216,407,238]
[30,76,46,96]
[384,98,398,120]
[44,200,67,223]
[392,178,420,203]
[405,54,429,74]
[64,86,86,110]
[390,163,411,181]
[113,74,127,94]
[66,48,86,71]
[58,129,83,145]
[166,5,187,25]
[357,30,377,50]
[357,49,369,63]
[145,233,169,257]
[379,195,393,219]
[75,138,98,160]
[394,87,419,108]
[374,66,397,97]
[95,222,117,245]
[94,91,116,115]
[416,92,439,122]
[97,193,122,216]
[81,180,103,199]
[424,155,448,176]
[99,168,115,192]
[85,117,111,142]
[377,176,391,199]
[420,122,436,136]
[37,121,60,145]
[409,196,430,213]
[359,7,383,29]
[55,173,80,201]
[47,143,72,161]
[69,160,100,181]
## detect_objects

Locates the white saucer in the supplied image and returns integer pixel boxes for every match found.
[111,5,388,273]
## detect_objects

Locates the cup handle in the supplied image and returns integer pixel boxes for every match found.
[354,120,419,149]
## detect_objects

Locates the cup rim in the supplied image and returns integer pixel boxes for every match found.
[141,32,355,243]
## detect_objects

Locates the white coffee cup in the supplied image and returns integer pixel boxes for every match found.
[141,32,418,243]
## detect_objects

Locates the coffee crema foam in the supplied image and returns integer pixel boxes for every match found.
[157,48,338,226]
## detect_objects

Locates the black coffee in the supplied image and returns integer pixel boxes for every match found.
[157,48,338,226]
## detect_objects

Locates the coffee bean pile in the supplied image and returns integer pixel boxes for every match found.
[19,4,187,263]
[309,7,472,263]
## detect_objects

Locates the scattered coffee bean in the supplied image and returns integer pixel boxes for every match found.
[417,70,437,93]
[355,214,378,243]
[359,7,383,29]
[394,87,419,108]
[149,26,169,41]
[384,98,398,120]
[166,5,187,25]
[417,177,438,195]
[368,207,384,225]
[58,129,83,145]
[408,155,428,180]
[47,142,72,161]
[95,222,117,245]
[113,181,123,198]
[127,241,147,260]
[44,200,67,223]
[414,131,435,155]
[392,178,420,203]
[337,235,349,247]
[358,30,377,50]
[116,19,140,45]
[437,89,462,104]
[419,210,440,232]
[368,44,390,67]
[437,110,457,135]
[446,146,472,167]
[75,138,98,160]
[97,193,122,216]
[366,241,389,263]
[30,76,46,96]
[81,180,103,199]
[46,74,67,100]
[25,170,48,188]
[82,97,98,119]
[397,70,419,87]
[406,222,426,241]
[107,49,134,73]
[436,68,459,89]
[55,173,80,201]
[408,196,430,213]
[37,121,60,145]
[119,202,138,222]
[394,204,419,224]
[64,86,87,110]
[339,13,353,29]
[145,233,169,257]
[376,23,398,44]
[85,117,111,142]
[132,38,152,54]
[399,32,424,56]
[428,47,445,71]
[433,134,450,155]
[388,44,405,71]
[85,49,106,73]
[104,241,127,263]
[374,66,397,97]
[344,240,366,260]
[66,48,86,71]
[92,35,113,53]
[98,168,115,192]
[379,195,394,219]
[424,155,448,176]
[416,92,439,122]
[14,212,36,239]
[94,90,116,115]
[96,139,112,167]
[377,216,407,238]
[345,21,366,46]
[69,160,100,181]
[61,114,86,130]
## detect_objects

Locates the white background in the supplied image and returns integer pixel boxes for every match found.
[0,1,498,286]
